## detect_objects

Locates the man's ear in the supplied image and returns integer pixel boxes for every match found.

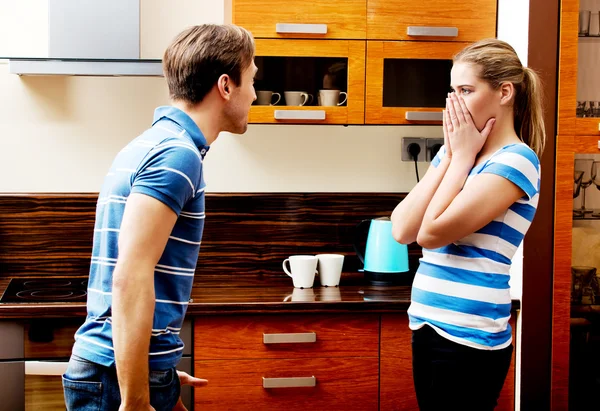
[499,82,515,106]
[217,74,232,100]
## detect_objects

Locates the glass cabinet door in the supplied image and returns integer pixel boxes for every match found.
[570,148,600,410]
[365,41,466,125]
[251,39,365,124]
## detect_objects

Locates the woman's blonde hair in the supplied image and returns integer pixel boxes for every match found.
[453,39,546,157]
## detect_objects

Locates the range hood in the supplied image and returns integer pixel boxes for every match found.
[8,0,163,77]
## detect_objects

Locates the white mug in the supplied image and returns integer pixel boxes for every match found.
[256,90,281,106]
[284,91,313,106]
[318,89,347,106]
[283,255,318,288]
[316,254,344,287]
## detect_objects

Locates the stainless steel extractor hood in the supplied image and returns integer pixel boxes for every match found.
[7,0,163,77]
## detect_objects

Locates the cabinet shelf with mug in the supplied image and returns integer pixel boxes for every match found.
[365,41,468,125]
[250,39,365,124]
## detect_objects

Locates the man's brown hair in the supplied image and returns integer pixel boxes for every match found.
[163,24,255,104]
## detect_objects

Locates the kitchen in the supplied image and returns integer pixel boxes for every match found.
[0,0,567,410]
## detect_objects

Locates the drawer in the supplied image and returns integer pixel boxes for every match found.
[367,0,497,42]
[194,314,379,359]
[231,0,367,39]
[195,358,379,410]
[24,319,82,359]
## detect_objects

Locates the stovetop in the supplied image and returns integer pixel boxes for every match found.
[0,277,88,303]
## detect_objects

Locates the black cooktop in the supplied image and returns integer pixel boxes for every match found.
[0,277,89,303]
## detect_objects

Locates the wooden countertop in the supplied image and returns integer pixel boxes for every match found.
[0,274,520,319]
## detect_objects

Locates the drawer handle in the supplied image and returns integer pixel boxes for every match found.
[274,110,326,120]
[407,26,459,37]
[263,376,316,388]
[25,361,69,376]
[263,332,317,344]
[405,111,443,122]
[276,23,327,34]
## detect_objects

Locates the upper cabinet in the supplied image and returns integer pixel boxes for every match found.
[230,0,498,125]
[366,41,468,124]
[251,39,365,124]
[230,0,367,39]
[366,0,497,42]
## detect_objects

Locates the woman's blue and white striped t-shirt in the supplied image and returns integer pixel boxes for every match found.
[408,143,540,350]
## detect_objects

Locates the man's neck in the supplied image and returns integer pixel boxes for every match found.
[171,98,221,145]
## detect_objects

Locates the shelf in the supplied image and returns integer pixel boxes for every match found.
[573,209,600,220]
[579,36,600,42]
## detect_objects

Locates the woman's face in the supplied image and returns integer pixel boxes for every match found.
[449,62,501,132]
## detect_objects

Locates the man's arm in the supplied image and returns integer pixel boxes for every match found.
[112,193,178,410]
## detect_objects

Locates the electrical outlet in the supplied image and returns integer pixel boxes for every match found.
[402,138,427,162]
[426,138,444,162]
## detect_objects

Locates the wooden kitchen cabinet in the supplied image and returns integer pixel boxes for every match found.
[380,314,517,411]
[367,0,497,42]
[229,0,367,39]
[556,0,600,137]
[553,0,600,408]
[365,41,468,125]
[251,39,366,124]
[195,313,517,410]
[194,314,379,410]
[196,358,379,410]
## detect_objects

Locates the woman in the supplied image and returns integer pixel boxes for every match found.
[391,39,545,410]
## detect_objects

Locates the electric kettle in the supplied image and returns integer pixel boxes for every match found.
[353,217,410,285]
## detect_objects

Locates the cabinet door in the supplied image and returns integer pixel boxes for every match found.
[379,314,516,411]
[251,39,365,124]
[195,358,378,410]
[367,0,496,41]
[366,41,467,125]
[558,1,600,136]
[195,314,379,359]
[232,0,367,39]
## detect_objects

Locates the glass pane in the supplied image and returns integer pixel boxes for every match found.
[254,56,348,107]
[382,58,452,108]
[571,152,600,410]
[577,4,600,118]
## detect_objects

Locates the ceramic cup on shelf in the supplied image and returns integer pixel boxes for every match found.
[255,90,281,106]
[283,255,318,288]
[318,89,348,106]
[284,91,313,106]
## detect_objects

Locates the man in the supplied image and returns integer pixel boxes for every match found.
[62,24,257,411]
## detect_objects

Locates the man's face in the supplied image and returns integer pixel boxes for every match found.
[222,61,258,134]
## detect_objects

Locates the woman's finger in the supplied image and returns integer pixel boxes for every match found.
[456,94,473,126]
[447,96,459,130]
[450,93,467,125]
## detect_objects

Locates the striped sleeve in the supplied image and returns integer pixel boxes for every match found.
[480,144,540,200]
[431,145,447,167]
[131,142,202,215]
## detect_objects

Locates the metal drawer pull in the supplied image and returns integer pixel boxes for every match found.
[263,332,317,344]
[274,110,326,120]
[405,111,443,121]
[263,376,316,388]
[276,23,327,34]
[407,26,459,37]
[25,361,69,376]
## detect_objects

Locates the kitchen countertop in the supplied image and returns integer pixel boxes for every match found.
[0,274,521,319]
